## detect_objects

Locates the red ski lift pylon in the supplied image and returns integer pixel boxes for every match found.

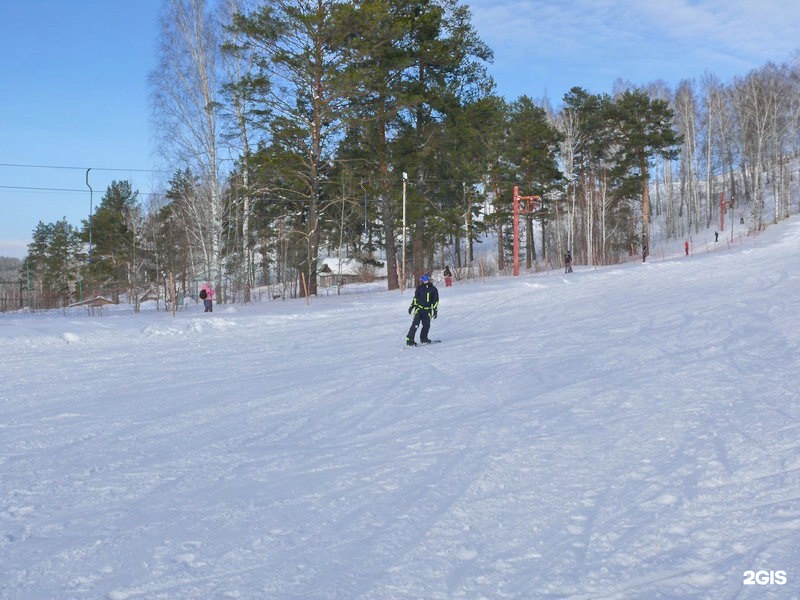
[512,185,542,276]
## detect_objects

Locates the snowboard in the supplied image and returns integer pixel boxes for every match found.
[405,340,442,348]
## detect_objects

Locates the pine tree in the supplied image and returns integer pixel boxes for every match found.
[608,90,681,261]
[432,94,504,268]
[82,181,141,302]
[333,0,420,290]
[506,96,563,265]
[229,0,353,297]
[25,219,83,307]
[393,0,493,281]
[560,87,616,265]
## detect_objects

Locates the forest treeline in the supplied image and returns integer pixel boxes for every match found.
[9,0,800,310]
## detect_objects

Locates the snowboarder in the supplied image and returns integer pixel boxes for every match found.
[564,250,573,273]
[443,266,453,287]
[406,273,439,346]
[200,282,214,312]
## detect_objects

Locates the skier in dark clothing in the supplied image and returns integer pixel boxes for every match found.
[564,250,573,273]
[406,273,439,346]
[443,266,453,287]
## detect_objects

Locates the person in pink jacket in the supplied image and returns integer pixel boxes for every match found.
[200,283,214,312]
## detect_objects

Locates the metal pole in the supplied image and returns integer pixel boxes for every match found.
[86,168,93,262]
[513,186,520,276]
[363,181,367,235]
[402,172,407,291]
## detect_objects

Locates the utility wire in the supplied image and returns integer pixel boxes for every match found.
[0,162,165,173]
[0,184,163,197]
[0,162,534,187]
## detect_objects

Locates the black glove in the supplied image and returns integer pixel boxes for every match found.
[408,305,413,315]
[432,308,438,319]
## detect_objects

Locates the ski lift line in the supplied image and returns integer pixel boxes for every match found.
[1,162,549,189]
[0,162,166,173]
[0,163,551,188]
[1,184,555,209]
[365,176,553,186]
[0,185,371,204]
[0,184,163,197]
[0,185,379,205]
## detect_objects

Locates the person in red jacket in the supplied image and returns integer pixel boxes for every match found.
[684,240,690,256]
[443,266,453,287]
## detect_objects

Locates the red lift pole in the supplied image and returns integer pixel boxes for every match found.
[512,186,542,276]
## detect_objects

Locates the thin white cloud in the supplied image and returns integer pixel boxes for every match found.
[633,0,800,67]
[465,0,800,100]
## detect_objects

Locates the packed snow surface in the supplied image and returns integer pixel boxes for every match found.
[2,220,800,599]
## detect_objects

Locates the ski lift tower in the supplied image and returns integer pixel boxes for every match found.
[512,185,542,276]
[720,191,735,239]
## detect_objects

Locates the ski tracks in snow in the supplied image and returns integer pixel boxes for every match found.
[3,221,800,598]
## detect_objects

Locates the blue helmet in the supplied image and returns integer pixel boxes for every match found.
[420,274,430,283]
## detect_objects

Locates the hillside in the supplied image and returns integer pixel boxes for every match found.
[1,217,799,599]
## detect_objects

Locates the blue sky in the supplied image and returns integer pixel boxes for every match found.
[1,0,799,259]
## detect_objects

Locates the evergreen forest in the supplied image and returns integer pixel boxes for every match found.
[9,0,800,310]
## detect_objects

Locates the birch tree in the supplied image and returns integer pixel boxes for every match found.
[220,0,258,301]
[673,80,701,234]
[152,0,225,292]
[554,107,580,256]
[731,69,773,231]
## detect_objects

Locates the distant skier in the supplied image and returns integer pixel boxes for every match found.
[200,282,214,312]
[406,273,439,346]
[443,266,453,287]
[684,240,690,256]
[564,250,573,273]
[714,231,719,243]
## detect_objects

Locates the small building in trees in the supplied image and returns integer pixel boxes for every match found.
[318,257,387,288]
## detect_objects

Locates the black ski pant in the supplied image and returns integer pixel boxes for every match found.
[407,309,432,342]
